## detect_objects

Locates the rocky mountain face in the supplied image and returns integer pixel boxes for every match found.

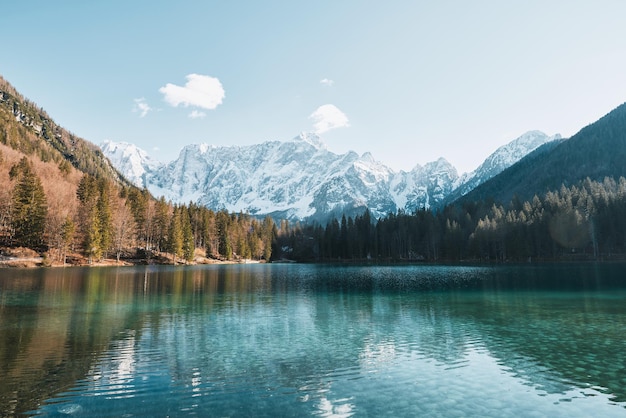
[100,140,164,187]
[102,131,556,221]
[445,131,561,204]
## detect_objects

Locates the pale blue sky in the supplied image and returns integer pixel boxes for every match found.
[3,1,626,173]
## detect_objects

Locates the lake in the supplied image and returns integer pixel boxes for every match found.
[1,263,625,417]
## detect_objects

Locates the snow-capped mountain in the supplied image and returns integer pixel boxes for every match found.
[101,130,558,221]
[100,140,164,187]
[391,158,459,212]
[450,131,561,199]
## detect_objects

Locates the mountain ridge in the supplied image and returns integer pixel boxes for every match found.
[0,76,129,186]
[103,130,556,221]
[456,102,626,205]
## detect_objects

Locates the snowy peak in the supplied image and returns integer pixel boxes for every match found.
[102,130,552,222]
[100,140,163,187]
[424,157,456,174]
[480,130,560,172]
[452,130,560,198]
[389,157,459,211]
[293,131,327,150]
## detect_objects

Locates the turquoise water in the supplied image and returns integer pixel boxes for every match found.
[1,263,625,417]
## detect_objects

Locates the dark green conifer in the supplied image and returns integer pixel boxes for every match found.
[166,206,183,263]
[10,157,47,248]
[181,207,195,262]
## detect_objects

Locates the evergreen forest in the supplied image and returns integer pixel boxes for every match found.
[274,177,626,262]
[0,156,276,265]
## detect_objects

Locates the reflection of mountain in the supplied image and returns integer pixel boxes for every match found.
[1,264,625,415]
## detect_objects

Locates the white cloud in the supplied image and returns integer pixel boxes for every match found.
[309,104,350,134]
[159,73,225,110]
[133,98,152,117]
[188,110,207,119]
[320,78,334,87]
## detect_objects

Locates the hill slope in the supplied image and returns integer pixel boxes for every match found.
[0,76,128,185]
[0,76,140,263]
[456,102,626,205]
[445,131,560,204]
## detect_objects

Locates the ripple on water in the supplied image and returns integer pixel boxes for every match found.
[10,264,626,417]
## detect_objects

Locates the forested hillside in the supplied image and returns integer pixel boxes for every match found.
[0,76,276,265]
[458,102,626,205]
[0,77,128,183]
[274,104,626,262]
[276,176,626,262]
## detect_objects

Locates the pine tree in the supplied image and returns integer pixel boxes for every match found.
[166,206,183,263]
[96,179,113,258]
[262,215,275,261]
[216,211,232,259]
[126,187,149,248]
[9,157,47,248]
[84,203,102,262]
[76,175,111,262]
[181,207,195,262]
[60,216,75,264]
[153,196,170,253]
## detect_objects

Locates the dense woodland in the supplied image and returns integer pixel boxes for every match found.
[3,76,626,265]
[274,177,626,262]
[0,151,276,264]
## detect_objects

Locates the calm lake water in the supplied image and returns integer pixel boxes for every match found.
[1,263,626,417]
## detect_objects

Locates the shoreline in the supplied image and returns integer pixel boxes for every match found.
[3,246,626,269]
[0,247,264,269]
[3,255,625,269]
[0,258,263,268]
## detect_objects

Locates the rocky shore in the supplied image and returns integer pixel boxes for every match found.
[0,247,262,268]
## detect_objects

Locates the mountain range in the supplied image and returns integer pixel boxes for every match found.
[7,70,622,227]
[0,73,563,226]
[102,131,559,221]
[4,68,626,257]
[4,70,626,266]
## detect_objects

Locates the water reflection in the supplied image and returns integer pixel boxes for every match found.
[0,264,625,416]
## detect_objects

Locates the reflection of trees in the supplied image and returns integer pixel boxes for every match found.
[0,267,144,415]
[457,289,626,402]
[2,264,625,415]
[0,264,282,415]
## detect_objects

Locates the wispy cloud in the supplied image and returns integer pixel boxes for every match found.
[320,78,334,87]
[159,74,225,110]
[188,110,207,119]
[309,104,350,134]
[133,98,152,117]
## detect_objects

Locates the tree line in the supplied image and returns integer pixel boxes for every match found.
[1,157,276,264]
[274,176,626,262]
[4,154,626,265]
